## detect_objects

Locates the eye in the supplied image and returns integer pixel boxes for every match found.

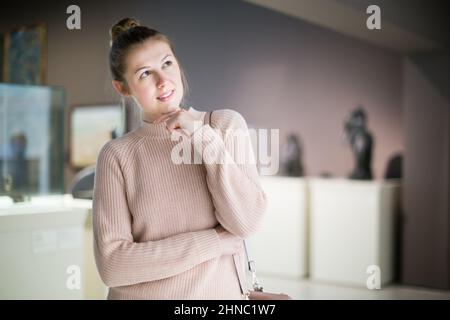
[163,60,173,67]
[139,70,152,79]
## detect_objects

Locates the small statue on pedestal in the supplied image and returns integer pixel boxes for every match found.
[343,107,373,180]
[280,133,304,177]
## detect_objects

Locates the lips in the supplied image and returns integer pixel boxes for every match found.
[157,90,174,101]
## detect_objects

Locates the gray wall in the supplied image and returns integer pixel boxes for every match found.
[0,0,404,184]
[402,56,449,289]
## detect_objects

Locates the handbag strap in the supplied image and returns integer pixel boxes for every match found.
[205,110,264,293]
[204,111,213,127]
[243,241,264,292]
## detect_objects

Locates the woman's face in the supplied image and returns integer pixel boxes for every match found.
[116,39,184,121]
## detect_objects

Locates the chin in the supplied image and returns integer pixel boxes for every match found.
[167,98,183,110]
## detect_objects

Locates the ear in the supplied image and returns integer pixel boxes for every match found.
[112,80,130,96]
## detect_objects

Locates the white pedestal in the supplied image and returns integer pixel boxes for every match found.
[248,176,308,279]
[0,195,107,299]
[309,178,400,287]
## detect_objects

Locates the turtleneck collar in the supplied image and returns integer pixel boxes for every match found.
[135,107,206,138]
[136,120,171,138]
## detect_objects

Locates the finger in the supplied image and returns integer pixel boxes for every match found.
[165,113,184,131]
[166,127,189,141]
[173,128,189,139]
[165,123,183,136]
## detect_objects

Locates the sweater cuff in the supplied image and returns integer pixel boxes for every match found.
[192,228,222,262]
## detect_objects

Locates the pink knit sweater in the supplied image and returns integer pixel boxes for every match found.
[93,108,267,299]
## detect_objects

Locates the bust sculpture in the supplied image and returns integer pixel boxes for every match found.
[343,107,373,180]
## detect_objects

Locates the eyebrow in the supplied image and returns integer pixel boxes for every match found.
[134,54,172,74]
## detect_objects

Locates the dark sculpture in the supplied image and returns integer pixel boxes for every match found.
[2,132,29,202]
[280,133,304,177]
[9,132,28,190]
[343,107,373,180]
[385,154,402,179]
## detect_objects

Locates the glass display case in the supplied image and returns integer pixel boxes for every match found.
[0,83,65,199]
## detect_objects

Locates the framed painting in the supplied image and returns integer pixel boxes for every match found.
[69,104,126,169]
[0,33,4,82]
[4,23,46,85]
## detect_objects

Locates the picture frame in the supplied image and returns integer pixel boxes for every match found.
[68,104,127,169]
[0,32,4,82]
[3,23,46,85]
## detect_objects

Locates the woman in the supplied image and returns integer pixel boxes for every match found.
[93,18,267,299]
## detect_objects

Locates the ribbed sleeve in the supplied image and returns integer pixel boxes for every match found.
[93,142,222,288]
[192,109,268,238]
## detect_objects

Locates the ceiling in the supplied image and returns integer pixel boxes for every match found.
[243,0,449,53]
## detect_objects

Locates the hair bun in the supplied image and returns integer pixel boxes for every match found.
[110,18,141,43]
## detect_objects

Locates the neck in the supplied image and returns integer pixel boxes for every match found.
[135,106,201,138]
[143,106,183,123]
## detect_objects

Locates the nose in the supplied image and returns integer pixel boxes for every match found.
[156,73,170,89]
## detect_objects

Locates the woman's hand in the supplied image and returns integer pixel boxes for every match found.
[154,108,204,137]
[214,225,243,256]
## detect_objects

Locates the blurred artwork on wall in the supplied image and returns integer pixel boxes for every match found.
[3,23,46,85]
[342,107,373,180]
[0,33,4,82]
[69,104,126,169]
